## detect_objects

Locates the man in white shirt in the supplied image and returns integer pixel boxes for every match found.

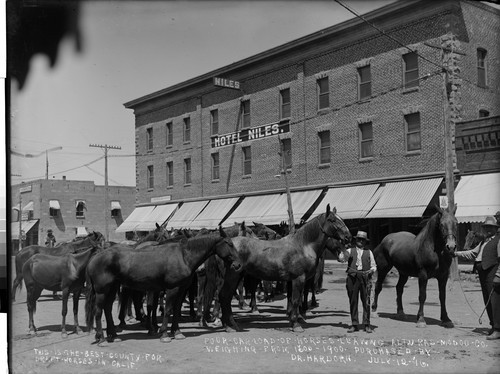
[338,231,377,333]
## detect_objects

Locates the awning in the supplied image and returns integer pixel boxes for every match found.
[111,201,121,210]
[116,205,156,232]
[223,194,283,226]
[135,203,178,231]
[186,198,239,229]
[49,200,60,210]
[76,226,88,237]
[166,201,210,229]
[365,178,442,218]
[23,201,34,211]
[10,219,38,240]
[310,184,381,220]
[255,190,323,225]
[75,200,86,208]
[455,172,500,223]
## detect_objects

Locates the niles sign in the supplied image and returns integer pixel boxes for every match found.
[213,77,240,90]
[211,121,290,148]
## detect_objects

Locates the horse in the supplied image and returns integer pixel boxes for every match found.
[371,205,458,328]
[11,231,104,301]
[218,204,351,332]
[85,227,242,346]
[22,245,101,338]
[460,229,485,273]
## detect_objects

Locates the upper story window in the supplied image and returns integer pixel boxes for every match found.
[318,131,331,164]
[184,158,192,185]
[147,165,154,189]
[479,109,490,118]
[241,100,251,129]
[211,152,220,180]
[183,117,191,143]
[242,146,252,176]
[477,48,487,87]
[280,88,291,119]
[317,77,329,110]
[166,122,173,147]
[146,128,153,151]
[403,52,419,89]
[166,161,174,187]
[358,65,372,101]
[211,109,219,135]
[280,138,292,170]
[405,113,421,152]
[76,200,86,219]
[359,122,373,159]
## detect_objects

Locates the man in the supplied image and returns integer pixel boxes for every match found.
[455,216,500,339]
[339,230,377,333]
[45,229,56,247]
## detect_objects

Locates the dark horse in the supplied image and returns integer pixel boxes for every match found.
[23,245,101,337]
[219,204,351,332]
[371,205,458,328]
[85,228,242,346]
[12,231,104,301]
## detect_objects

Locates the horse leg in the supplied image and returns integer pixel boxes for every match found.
[236,278,248,310]
[146,291,158,335]
[172,285,190,339]
[438,275,454,328]
[94,293,107,346]
[416,271,428,328]
[117,287,129,330]
[72,288,83,335]
[159,288,177,343]
[220,269,243,332]
[395,274,409,320]
[61,287,70,338]
[197,271,206,326]
[290,277,306,332]
[189,274,197,320]
[286,281,293,317]
[104,285,120,343]
[246,275,260,314]
[26,285,42,335]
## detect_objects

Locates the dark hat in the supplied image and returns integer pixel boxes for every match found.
[355,230,369,242]
[494,211,500,217]
[47,229,53,233]
[481,216,499,228]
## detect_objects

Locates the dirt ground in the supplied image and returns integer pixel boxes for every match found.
[7,260,500,374]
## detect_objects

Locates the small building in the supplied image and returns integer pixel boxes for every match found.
[10,178,136,251]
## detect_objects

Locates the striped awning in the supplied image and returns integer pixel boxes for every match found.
[310,184,381,220]
[365,178,442,218]
[111,201,121,210]
[10,220,38,240]
[135,203,178,231]
[223,194,283,226]
[455,173,500,223]
[23,201,34,211]
[166,201,210,229]
[186,198,239,229]
[116,205,156,232]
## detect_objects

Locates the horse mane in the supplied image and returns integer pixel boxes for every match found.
[414,212,443,254]
[292,214,324,242]
[186,233,220,251]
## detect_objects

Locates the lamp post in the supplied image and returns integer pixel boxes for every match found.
[11,146,63,179]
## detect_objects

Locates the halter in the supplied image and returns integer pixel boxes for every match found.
[319,213,344,241]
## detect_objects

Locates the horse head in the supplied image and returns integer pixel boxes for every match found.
[436,204,458,256]
[252,222,281,240]
[217,226,242,272]
[464,229,484,250]
[320,204,352,245]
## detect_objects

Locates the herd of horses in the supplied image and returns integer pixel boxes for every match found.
[12,203,464,346]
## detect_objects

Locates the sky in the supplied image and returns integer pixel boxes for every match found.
[8,0,398,187]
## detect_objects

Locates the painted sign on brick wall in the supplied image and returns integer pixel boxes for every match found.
[211,121,290,148]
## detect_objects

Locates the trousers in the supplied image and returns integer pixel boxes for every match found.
[346,272,372,326]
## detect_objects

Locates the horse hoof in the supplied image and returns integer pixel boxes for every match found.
[442,321,454,328]
[160,336,172,343]
[75,328,83,335]
[97,340,108,347]
[416,321,427,328]
[62,332,68,339]
[292,325,304,333]
[225,326,238,333]
[174,333,186,340]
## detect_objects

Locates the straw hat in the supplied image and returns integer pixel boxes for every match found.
[355,231,369,242]
[481,216,499,228]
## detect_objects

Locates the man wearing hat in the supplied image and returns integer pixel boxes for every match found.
[44,229,56,248]
[455,216,500,339]
[338,230,377,333]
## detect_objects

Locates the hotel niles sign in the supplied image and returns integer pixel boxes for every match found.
[211,121,290,148]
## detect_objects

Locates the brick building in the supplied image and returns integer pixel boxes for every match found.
[10,178,136,250]
[121,0,499,246]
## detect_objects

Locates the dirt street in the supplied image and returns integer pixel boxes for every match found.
[8,261,500,374]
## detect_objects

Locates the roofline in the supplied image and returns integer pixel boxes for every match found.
[124,0,427,109]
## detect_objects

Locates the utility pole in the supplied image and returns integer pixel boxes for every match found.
[441,32,461,280]
[89,144,121,241]
[278,136,295,234]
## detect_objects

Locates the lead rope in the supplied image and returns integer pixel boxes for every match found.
[456,267,494,324]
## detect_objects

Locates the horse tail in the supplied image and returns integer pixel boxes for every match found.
[12,254,25,297]
[85,268,96,331]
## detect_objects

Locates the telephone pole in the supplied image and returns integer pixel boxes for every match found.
[89,144,121,241]
[278,136,295,234]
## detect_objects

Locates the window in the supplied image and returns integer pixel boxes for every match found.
[318,131,331,164]
[359,122,373,159]
[76,200,86,219]
[479,109,490,118]
[241,100,251,128]
[166,122,173,147]
[166,161,174,187]
[49,200,60,217]
[405,113,421,152]
[403,52,419,89]
[280,138,292,169]
[147,165,154,189]
[184,158,192,185]
[280,88,291,119]
[242,146,252,175]
[183,117,191,143]
[317,77,329,110]
[211,152,220,180]
[111,209,119,218]
[358,65,372,100]
[477,48,487,87]
[210,109,219,135]
[146,128,153,151]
